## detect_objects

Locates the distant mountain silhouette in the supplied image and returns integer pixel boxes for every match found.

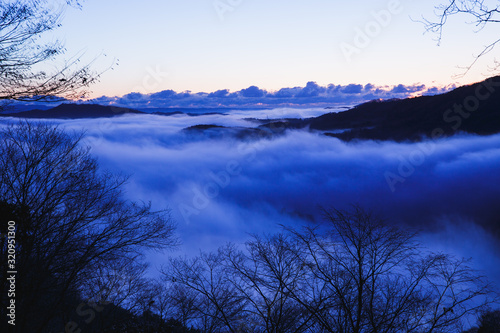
[0,103,144,119]
[307,76,500,141]
[3,76,500,142]
[196,76,500,141]
[0,103,229,119]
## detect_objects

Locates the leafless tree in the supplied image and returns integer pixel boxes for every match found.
[169,251,248,332]
[423,0,500,77]
[0,121,177,332]
[164,206,497,333]
[167,236,320,333]
[286,207,497,333]
[0,0,105,108]
[223,235,317,333]
[155,282,200,328]
[82,257,154,311]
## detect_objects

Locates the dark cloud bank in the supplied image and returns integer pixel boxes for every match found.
[87,81,452,109]
[8,109,498,283]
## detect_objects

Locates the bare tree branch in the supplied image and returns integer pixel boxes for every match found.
[161,206,498,332]
[0,121,178,332]
[0,0,110,109]
[421,0,500,78]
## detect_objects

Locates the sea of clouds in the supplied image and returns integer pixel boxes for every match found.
[2,109,499,281]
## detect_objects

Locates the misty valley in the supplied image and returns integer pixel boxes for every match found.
[1,77,500,332]
[4,0,500,331]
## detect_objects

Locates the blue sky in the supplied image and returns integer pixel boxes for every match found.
[54,0,500,98]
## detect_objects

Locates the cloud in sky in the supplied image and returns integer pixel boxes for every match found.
[4,111,498,282]
[88,81,454,110]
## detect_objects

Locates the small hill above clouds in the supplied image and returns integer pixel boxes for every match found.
[0,103,144,119]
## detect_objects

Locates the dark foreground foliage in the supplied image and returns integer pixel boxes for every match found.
[0,122,177,332]
[0,122,498,332]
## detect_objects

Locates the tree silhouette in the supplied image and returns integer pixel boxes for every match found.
[165,206,498,332]
[0,121,177,332]
[286,207,496,333]
[424,0,500,77]
[478,309,500,332]
[0,0,102,108]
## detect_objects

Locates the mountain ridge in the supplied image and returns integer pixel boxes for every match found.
[307,75,500,141]
[0,103,145,119]
[2,76,500,142]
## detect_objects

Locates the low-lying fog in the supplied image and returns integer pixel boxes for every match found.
[3,108,499,281]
